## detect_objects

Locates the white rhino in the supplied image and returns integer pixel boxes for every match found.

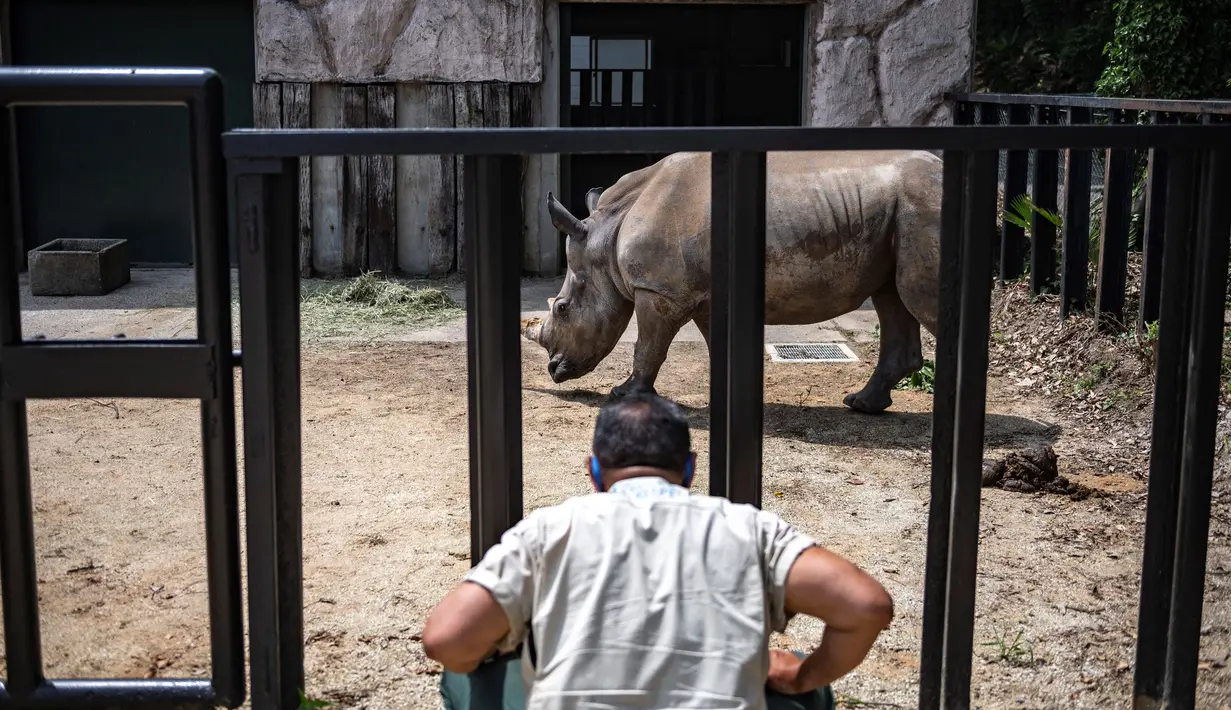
[523,150,942,414]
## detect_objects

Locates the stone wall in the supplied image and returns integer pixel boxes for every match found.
[806,0,972,127]
[255,0,972,277]
[256,0,542,83]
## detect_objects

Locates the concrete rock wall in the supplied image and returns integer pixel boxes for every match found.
[807,0,972,127]
[256,0,542,83]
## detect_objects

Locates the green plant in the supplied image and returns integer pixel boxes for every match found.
[1003,193,1063,236]
[298,689,331,710]
[1097,0,1231,101]
[1075,362,1111,392]
[896,359,936,394]
[982,628,1037,667]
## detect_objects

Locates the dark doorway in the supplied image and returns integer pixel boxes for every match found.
[10,0,255,266]
[559,2,806,234]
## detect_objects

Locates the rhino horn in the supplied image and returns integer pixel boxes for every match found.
[521,317,543,344]
[547,192,587,239]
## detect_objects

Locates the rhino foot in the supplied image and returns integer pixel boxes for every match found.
[610,378,657,400]
[843,388,893,415]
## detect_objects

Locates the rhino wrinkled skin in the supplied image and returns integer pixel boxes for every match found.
[524,150,942,414]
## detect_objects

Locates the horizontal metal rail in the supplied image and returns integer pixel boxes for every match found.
[952,92,1231,115]
[221,124,1231,158]
[0,678,217,708]
[0,342,219,399]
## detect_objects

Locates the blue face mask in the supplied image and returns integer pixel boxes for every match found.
[590,457,695,490]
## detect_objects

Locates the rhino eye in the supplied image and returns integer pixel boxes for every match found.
[554,299,569,316]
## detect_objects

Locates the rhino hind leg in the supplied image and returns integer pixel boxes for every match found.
[609,290,690,399]
[843,287,923,414]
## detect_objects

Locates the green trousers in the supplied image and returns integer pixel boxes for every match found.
[440,650,836,710]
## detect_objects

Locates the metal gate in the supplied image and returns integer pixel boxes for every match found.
[2,68,1230,710]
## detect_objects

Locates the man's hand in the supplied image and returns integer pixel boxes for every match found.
[767,650,807,695]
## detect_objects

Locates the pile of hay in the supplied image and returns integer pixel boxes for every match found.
[300,271,462,339]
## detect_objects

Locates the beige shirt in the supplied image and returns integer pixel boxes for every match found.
[463,475,817,709]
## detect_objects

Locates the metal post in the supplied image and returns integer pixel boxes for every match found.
[1000,104,1030,282]
[236,158,304,710]
[465,154,524,562]
[1029,105,1060,295]
[708,151,767,507]
[1096,108,1137,326]
[1163,147,1231,708]
[917,145,968,710]
[1132,148,1198,707]
[1060,106,1093,318]
[189,69,246,708]
[1138,112,1172,327]
[939,148,998,710]
[0,92,45,703]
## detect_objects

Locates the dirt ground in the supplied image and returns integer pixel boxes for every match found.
[2,306,1230,709]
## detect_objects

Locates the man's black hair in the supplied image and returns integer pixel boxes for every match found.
[591,392,692,472]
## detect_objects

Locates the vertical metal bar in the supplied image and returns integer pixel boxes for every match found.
[578,70,591,128]
[1138,112,1171,327]
[708,152,731,500]
[1095,108,1136,326]
[939,148,998,710]
[1029,105,1059,294]
[708,151,766,507]
[622,70,634,127]
[1060,106,1093,318]
[917,143,969,710]
[977,105,1001,275]
[999,104,1030,283]
[189,72,245,708]
[0,99,45,700]
[600,70,613,126]
[465,154,524,562]
[236,158,304,710]
[1132,148,1198,707]
[1163,147,1231,708]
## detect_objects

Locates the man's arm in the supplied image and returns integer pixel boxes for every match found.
[421,581,513,674]
[775,546,894,693]
[420,515,541,674]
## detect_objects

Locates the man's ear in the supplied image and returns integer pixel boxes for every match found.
[587,455,603,492]
[683,452,697,488]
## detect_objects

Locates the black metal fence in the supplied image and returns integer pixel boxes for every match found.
[952,92,1231,326]
[1,68,1230,710]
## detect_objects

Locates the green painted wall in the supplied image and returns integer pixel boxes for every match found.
[11,0,254,265]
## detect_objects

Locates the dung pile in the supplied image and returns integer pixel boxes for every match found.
[981,445,1086,496]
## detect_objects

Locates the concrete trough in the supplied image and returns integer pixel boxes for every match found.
[28,238,131,297]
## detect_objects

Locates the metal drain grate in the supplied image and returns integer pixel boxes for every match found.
[766,342,859,363]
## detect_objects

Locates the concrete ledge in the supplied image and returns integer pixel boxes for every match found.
[29,239,131,297]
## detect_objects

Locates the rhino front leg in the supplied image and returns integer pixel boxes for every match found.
[843,287,923,414]
[611,290,688,399]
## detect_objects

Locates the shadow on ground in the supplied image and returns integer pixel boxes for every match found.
[526,387,1060,450]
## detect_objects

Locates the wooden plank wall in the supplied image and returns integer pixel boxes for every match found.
[257,81,532,278]
[252,82,313,277]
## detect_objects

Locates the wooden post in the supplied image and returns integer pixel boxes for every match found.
[341,85,368,276]
[365,84,396,274]
[281,83,313,279]
[310,84,344,276]
[454,84,485,274]
[396,84,457,275]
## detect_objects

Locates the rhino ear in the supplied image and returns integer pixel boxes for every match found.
[584,187,605,214]
[547,192,587,240]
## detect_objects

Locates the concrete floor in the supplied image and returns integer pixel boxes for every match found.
[17,268,880,346]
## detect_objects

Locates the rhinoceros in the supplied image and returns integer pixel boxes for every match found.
[522,150,942,414]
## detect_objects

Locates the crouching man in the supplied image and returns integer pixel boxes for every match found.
[421,392,894,709]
